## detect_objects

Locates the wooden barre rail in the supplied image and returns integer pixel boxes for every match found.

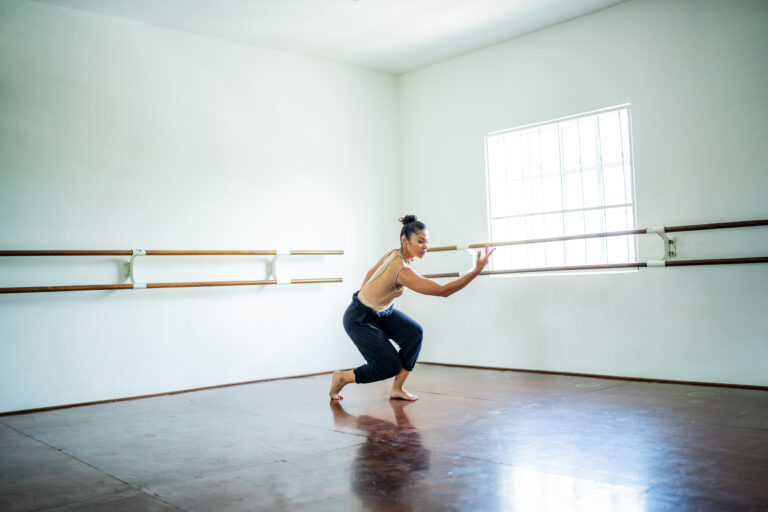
[6,258,762,291]
[426,219,768,252]
[422,257,768,279]
[0,248,344,294]
[0,249,344,257]
[0,278,343,294]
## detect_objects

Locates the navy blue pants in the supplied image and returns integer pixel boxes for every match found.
[343,291,423,384]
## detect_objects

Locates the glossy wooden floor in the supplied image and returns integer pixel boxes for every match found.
[1,364,767,511]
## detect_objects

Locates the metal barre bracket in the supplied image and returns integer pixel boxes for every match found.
[268,249,291,284]
[125,249,147,289]
[646,227,676,259]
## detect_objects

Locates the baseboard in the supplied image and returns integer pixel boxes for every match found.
[418,361,768,391]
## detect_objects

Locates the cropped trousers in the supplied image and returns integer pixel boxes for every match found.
[343,290,423,384]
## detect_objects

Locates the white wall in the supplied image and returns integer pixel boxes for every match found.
[2,0,766,414]
[399,0,768,386]
[0,0,401,413]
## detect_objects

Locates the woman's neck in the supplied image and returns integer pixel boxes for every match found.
[399,245,413,263]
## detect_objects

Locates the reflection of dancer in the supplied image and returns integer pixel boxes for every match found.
[330,400,430,509]
[329,215,495,401]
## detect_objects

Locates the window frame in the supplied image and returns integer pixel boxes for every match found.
[483,104,638,277]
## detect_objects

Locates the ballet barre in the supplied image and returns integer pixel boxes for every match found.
[0,250,344,256]
[423,258,768,279]
[422,219,768,278]
[0,249,344,294]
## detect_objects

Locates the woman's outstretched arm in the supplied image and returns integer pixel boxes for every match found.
[397,244,496,298]
[397,267,475,297]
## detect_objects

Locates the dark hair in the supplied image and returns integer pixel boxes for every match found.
[398,214,426,241]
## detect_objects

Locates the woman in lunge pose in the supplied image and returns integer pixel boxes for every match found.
[329,215,495,401]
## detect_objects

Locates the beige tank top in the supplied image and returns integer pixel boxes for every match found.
[358,248,409,312]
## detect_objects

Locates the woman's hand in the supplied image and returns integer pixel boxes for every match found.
[474,243,496,274]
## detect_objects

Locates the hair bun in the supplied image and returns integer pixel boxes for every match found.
[399,214,418,225]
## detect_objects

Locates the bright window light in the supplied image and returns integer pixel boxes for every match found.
[485,105,637,274]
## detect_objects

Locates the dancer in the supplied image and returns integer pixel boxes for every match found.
[329,215,495,401]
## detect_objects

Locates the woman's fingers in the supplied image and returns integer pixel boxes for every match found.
[474,245,496,270]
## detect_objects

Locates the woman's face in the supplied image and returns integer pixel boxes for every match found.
[401,229,429,260]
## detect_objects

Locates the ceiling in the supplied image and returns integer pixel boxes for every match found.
[34,0,627,74]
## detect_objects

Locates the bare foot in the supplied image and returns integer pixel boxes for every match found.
[389,388,419,401]
[329,370,348,400]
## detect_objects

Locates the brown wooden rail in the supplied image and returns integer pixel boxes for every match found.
[664,220,768,233]
[422,257,768,278]
[0,249,344,256]
[426,219,768,252]
[0,278,343,294]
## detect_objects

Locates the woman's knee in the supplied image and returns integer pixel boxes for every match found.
[413,323,423,342]
[404,324,423,350]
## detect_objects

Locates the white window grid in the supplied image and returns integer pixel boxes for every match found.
[484,104,637,273]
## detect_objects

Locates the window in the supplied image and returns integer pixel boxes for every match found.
[485,105,636,273]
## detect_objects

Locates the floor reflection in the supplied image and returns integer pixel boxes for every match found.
[330,400,430,510]
[501,465,647,511]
